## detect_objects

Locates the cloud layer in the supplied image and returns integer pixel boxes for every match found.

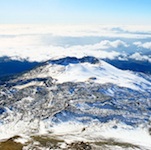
[0,25,151,62]
[134,41,151,49]
[129,52,151,62]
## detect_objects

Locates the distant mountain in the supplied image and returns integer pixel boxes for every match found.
[105,58,151,74]
[0,56,39,78]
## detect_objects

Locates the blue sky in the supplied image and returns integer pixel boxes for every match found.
[0,0,151,25]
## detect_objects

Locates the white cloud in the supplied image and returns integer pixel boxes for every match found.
[69,40,128,52]
[0,42,121,62]
[133,41,151,49]
[0,24,151,38]
[0,25,128,62]
[0,24,151,62]
[91,40,128,49]
[129,52,151,62]
[109,40,129,48]
[133,41,142,46]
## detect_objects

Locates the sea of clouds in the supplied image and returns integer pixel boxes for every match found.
[0,24,151,62]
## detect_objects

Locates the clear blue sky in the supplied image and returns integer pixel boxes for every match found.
[0,0,151,25]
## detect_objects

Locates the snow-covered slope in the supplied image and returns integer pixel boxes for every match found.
[48,59,151,91]
[0,56,151,149]
[15,56,151,91]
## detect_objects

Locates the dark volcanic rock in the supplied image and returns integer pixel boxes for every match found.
[67,141,92,150]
